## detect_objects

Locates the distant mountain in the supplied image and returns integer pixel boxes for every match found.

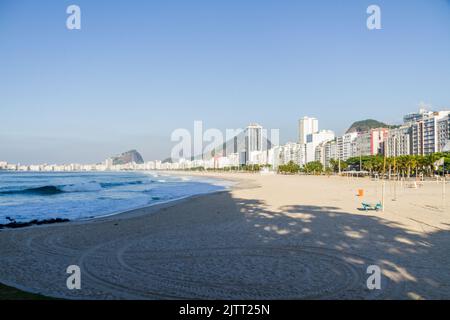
[346,119,397,133]
[111,150,144,165]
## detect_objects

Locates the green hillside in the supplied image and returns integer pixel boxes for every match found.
[346,119,397,133]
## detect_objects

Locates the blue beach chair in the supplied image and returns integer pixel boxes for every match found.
[361,202,382,211]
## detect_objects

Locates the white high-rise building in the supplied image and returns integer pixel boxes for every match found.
[283,142,306,166]
[0,161,7,170]
[351,128,389,158]
[386,126,411,157]
[403,107,434,124]
[315,139,338,168]
[437,114,450,152]
[409,110,450,155]
[298,116,319,144]
[305,130,335,163]
[267,146,282,169]
[337,132,358,161]
[245,123,263,152]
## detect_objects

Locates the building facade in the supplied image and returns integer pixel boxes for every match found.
[298,116,319,144]
[305,130,335,163]
[385,126,411,157]
[337,132,358,161]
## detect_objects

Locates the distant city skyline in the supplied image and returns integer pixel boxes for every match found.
[1,0,450,164]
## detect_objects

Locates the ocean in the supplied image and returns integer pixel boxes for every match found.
[0,171,229,224]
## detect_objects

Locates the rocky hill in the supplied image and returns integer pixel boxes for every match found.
[112,150,144,165]
[346,119,395,133]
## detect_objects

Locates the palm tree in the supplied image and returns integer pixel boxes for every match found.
[363,159,373,175]
[396,155,408,178]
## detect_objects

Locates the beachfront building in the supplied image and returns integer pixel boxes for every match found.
[212,156,232,169]
[411,121,424,155]
[403,107,434,124]
[305,130,335,163]
[298,116,318,144]
[267,146,282,169]
[409,110,450,155]
[352,132,371,158]
[245,123,263,153]
[437,113,450,152]
[370,128,389,155]
[352,128,389,158]
[248,150,268,165]
[324,139,338,167]
[277,142,305,166]
[315,142,326,166]
[226,153,240,167]
[336,132,358,161]
[385,126,411,157]
[315,139,338,168]
[29,165,41,171]
[104,158,114,170]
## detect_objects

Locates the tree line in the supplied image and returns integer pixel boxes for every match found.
[278,152,450,177]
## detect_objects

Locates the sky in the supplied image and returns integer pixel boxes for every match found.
[1,0,450,164]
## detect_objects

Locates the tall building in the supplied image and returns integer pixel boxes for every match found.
[385,126,411,157]
[437,114,450,152]
[371,128,389,155]
[244,123,263,163]
[409,110,450,155]
[337,132,358,161]
[267,146,281,169]
[411,121,424,155]
[403,108,434,124]
[298,116,319,144]
[305,130,335,163]
[280,142,306,166]
[352,132,371,157]
[245,123,262,151]
[315,140,338,168]
[352,128,389,157]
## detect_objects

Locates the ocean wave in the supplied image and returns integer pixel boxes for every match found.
[0,185,65,195]
[0,180,150,196]
[99,180,143,188]
[60,182,102,192]
[0,182,102,195]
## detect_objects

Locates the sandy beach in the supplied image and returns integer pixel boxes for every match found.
[0,173,449,300]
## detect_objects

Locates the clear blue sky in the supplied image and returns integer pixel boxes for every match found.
[1,0,450,164]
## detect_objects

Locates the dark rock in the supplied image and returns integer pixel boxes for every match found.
[0,218,70,229]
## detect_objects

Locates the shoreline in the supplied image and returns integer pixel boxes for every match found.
[0,171,238,231]
[0,175,258,299]
[0,172,449,299]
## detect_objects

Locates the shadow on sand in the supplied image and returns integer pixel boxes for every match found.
[226,194,450,299]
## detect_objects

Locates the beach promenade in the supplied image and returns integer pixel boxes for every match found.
[0,173,449,299]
